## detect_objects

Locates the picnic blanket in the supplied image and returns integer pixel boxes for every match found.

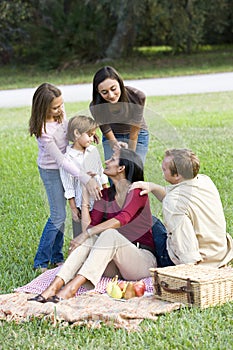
[15,266,154,295]
[0,267,182,331]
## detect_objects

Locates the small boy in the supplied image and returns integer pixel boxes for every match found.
[60,115,108,237]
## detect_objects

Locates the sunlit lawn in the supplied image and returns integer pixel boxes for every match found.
[0,90,233,349]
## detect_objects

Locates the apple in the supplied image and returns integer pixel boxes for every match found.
[118,281,127,291]
[133,280,146,297]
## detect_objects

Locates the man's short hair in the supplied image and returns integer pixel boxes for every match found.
[165,148,200,179]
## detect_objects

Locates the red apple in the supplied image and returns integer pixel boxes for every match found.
[133,280,146,297]
[118,281,127,291]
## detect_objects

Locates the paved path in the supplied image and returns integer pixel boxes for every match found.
[0,72,233,108]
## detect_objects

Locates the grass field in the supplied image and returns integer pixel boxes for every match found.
[0,90,233,349]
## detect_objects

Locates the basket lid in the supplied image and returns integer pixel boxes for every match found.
[150,264,233,283]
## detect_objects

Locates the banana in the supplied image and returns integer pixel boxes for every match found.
[106,280,114,295]
[106,275,123,299]
[106,275,118,296]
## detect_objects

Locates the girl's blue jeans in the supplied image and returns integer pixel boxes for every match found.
[34,167,66,268]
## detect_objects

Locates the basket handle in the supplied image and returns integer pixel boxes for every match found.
[161,280,189,294]
[153,271,194,304]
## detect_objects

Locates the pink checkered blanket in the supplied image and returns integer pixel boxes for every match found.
[15,266,154,296]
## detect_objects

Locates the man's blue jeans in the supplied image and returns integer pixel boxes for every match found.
[152,216,175,267]
[34,167,66,268]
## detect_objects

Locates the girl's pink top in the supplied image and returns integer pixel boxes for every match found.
[36,115,90,184]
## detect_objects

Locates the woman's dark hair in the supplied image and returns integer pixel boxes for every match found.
[119,148,144,183]
[92,66,129,104]
[108,149,144,200]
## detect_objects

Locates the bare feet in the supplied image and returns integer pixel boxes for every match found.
[55,274,87,300]
[41,276,64,300]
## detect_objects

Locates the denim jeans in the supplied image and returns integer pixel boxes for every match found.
[34,167,66,268]
[102,129,149,165]
[152,215,175,267]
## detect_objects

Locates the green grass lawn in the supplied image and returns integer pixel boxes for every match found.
[0,91,233,349]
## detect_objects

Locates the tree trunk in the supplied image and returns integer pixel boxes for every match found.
[185,0,193,54]
[105,0,136,59]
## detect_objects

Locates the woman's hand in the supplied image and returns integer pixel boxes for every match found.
[117,141,128,149]
[113,141,128,152]
[86,177,102,201]
[68,231,89,255]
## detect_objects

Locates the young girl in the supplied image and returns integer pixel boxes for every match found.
[29,83,101,272]
[60,115,108,238]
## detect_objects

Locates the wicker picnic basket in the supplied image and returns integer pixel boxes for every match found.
[150,264,233,308]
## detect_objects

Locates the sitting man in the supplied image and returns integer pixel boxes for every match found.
[131,148,233,268]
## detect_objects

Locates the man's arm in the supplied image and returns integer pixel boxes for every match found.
[130,181,166,202]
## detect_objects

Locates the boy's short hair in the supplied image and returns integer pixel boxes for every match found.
[165,148,200,179]
[67,115,97,142]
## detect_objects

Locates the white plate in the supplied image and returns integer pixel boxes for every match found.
[104,291,153,301]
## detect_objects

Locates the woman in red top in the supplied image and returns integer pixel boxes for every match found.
[29,149,156,303]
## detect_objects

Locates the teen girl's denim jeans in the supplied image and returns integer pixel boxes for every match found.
[102,129,149,164]
[34,167,66,269]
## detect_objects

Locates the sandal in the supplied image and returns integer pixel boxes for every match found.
[28,294,47,303]
[46,295,63,303]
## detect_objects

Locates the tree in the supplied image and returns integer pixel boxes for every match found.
[105,0,148,59]
[0,0,32,64]
[146,0,206,54]
[1,0,233,66]
[24,0,117,68]
[203,0,233,44]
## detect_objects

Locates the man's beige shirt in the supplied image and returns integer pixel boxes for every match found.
[163,174,233,267]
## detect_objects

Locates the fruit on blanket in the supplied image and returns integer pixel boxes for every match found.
[106,275,117,295]
[111,283,123,299]
[124,282,136,300]
[106,280,114,296]
[106,276,146,299]
[133,280,146,297]
[106,275,123,299]
[118,281,127,291]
